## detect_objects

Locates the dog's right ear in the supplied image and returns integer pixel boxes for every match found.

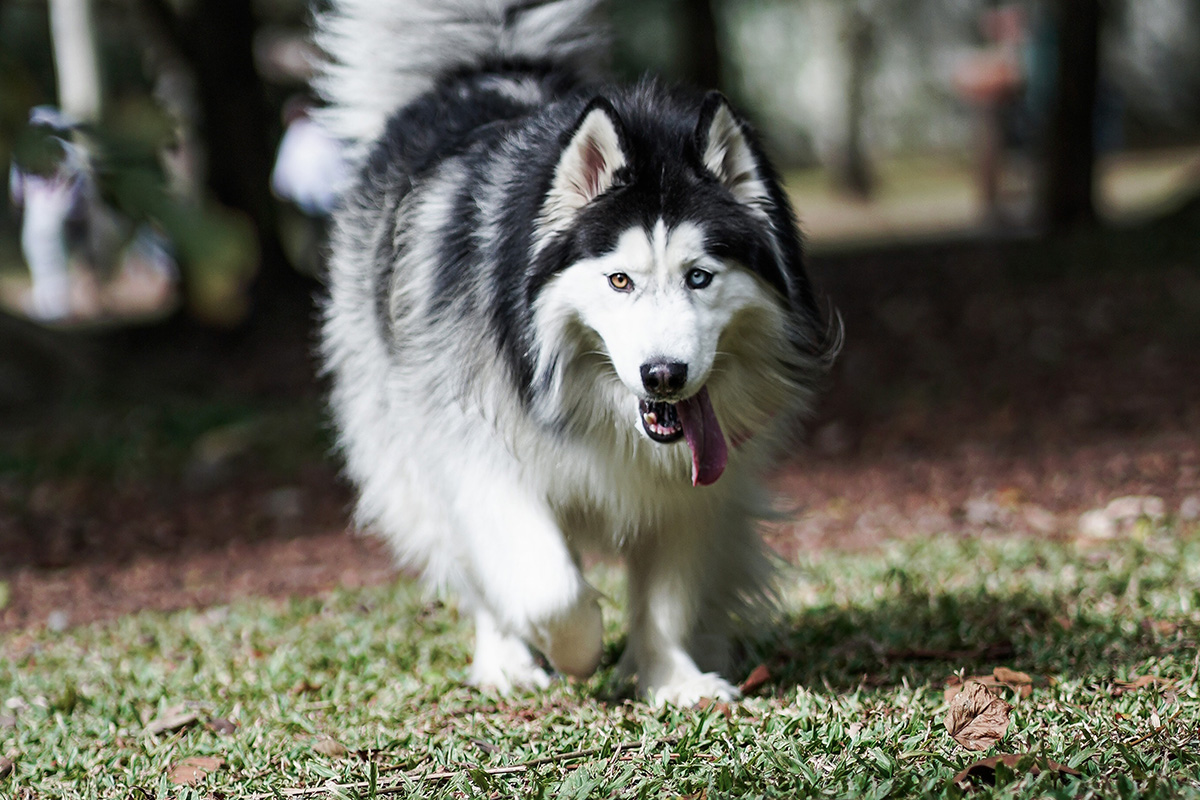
[540,98,628,235]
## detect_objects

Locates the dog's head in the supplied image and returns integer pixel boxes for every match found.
[527,89,825,485]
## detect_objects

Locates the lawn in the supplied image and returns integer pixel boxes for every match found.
[2,521,1198,799]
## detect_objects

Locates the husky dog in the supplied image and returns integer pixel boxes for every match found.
[317,0,831,706]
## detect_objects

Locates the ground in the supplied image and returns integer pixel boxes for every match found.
[2,213,1198,633]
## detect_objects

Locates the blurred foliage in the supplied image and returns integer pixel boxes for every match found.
[86,106,258,325]
[8,102,257,325]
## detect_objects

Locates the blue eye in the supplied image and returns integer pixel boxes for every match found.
[685,268,713,289]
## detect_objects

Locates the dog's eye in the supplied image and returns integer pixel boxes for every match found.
[608,273,633,292]
[685,268,713,290]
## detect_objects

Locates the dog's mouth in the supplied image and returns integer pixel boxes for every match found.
[638,386,728,486]
[639,399,684,443]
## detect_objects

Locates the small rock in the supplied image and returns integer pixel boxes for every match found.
[965,496,1006,528]
[1104,495,1165,523]
[1078,495,1166,539]
[1179,496,1200,522]
[46,610,69,633]
[1022,506,1058,534]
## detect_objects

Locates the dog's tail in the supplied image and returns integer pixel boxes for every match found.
[314,0,607,150]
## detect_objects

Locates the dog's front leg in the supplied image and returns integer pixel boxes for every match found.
[624,526,740,707]
[452,473,603,690]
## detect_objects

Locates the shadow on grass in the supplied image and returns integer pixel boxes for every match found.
[751,582,1191,695]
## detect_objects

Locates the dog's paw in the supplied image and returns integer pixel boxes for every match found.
[468,657,552,694]
[469,627,552,694]
[646,672,741,708]
[536,595,604,680]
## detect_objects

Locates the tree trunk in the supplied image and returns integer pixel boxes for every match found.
[177,0,313,326]
[832,7,877,199]
[48,0,102,122]
[1040,0,1101,231]
[680,0,722,91]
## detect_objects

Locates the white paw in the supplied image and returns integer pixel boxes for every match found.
[646,672,741,708]
[535,595,604,679]
[469,619,552,694]
[468,656,551,694]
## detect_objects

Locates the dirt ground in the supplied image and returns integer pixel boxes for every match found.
[2,231,1198,633]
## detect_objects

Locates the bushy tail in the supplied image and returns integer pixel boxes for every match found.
[314,0,607,149]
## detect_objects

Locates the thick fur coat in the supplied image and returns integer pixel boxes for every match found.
[317,0,831,705]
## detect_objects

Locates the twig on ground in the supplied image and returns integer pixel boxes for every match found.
[240,735,680,799]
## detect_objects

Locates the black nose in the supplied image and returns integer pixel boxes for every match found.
[640,360,688,397]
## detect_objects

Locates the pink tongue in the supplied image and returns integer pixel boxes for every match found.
[675,386,727,486]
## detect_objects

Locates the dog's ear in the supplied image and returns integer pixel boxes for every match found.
[696,92,772,215]
[541,98,628,230]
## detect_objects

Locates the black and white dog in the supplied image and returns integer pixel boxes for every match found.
[317,0,831,705]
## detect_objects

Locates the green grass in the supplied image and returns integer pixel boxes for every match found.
[3,524,1199,799]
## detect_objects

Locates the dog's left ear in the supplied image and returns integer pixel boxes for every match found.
[696,92,773,214]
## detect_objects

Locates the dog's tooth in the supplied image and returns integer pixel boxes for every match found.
[645,412,657,426]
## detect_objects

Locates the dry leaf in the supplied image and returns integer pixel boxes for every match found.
[953,753,1081,786]
[0,755,13,779]
[992,667,1031,686]
[695,698,733,718]
[945,669,1034,702]
[944,681,1012,751]
[1111,675,1167,696]
[206,717,237,735]
[168,756,224,785]
[145,706,200,736]
[314,737,348,757]
[739,664,771,695]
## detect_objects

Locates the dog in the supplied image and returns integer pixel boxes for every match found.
[316,0,831,706]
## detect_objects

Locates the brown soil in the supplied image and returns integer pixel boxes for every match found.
[3,235,1198,633]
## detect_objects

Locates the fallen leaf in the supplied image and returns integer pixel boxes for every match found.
[314,737,348,757]
[145,706,200,736]
[992,667,1031,686]
[1111,676,1168,696]
[168,756,224,785]
[0,755,13,779]
[206,717,237,735]
[1142,619,1179,637]
[695,698,732,718]
[944,669,1034,702]
[739,664,771,695]
[944,681,1012,751]
[953,753,1081,786]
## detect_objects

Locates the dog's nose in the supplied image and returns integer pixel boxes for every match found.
[640,360,688,397]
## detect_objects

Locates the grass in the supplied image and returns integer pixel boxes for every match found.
[2,524,1199,799]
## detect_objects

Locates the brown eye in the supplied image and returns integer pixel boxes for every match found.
[608,272,633,292]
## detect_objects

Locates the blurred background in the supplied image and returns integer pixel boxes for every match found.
[1,0,1198,629]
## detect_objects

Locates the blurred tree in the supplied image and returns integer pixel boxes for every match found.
[48,0,101,123]
[679,0,722,90]
[1039,0,1101,230]
[137,0,304,325]
[832,6,877,198]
